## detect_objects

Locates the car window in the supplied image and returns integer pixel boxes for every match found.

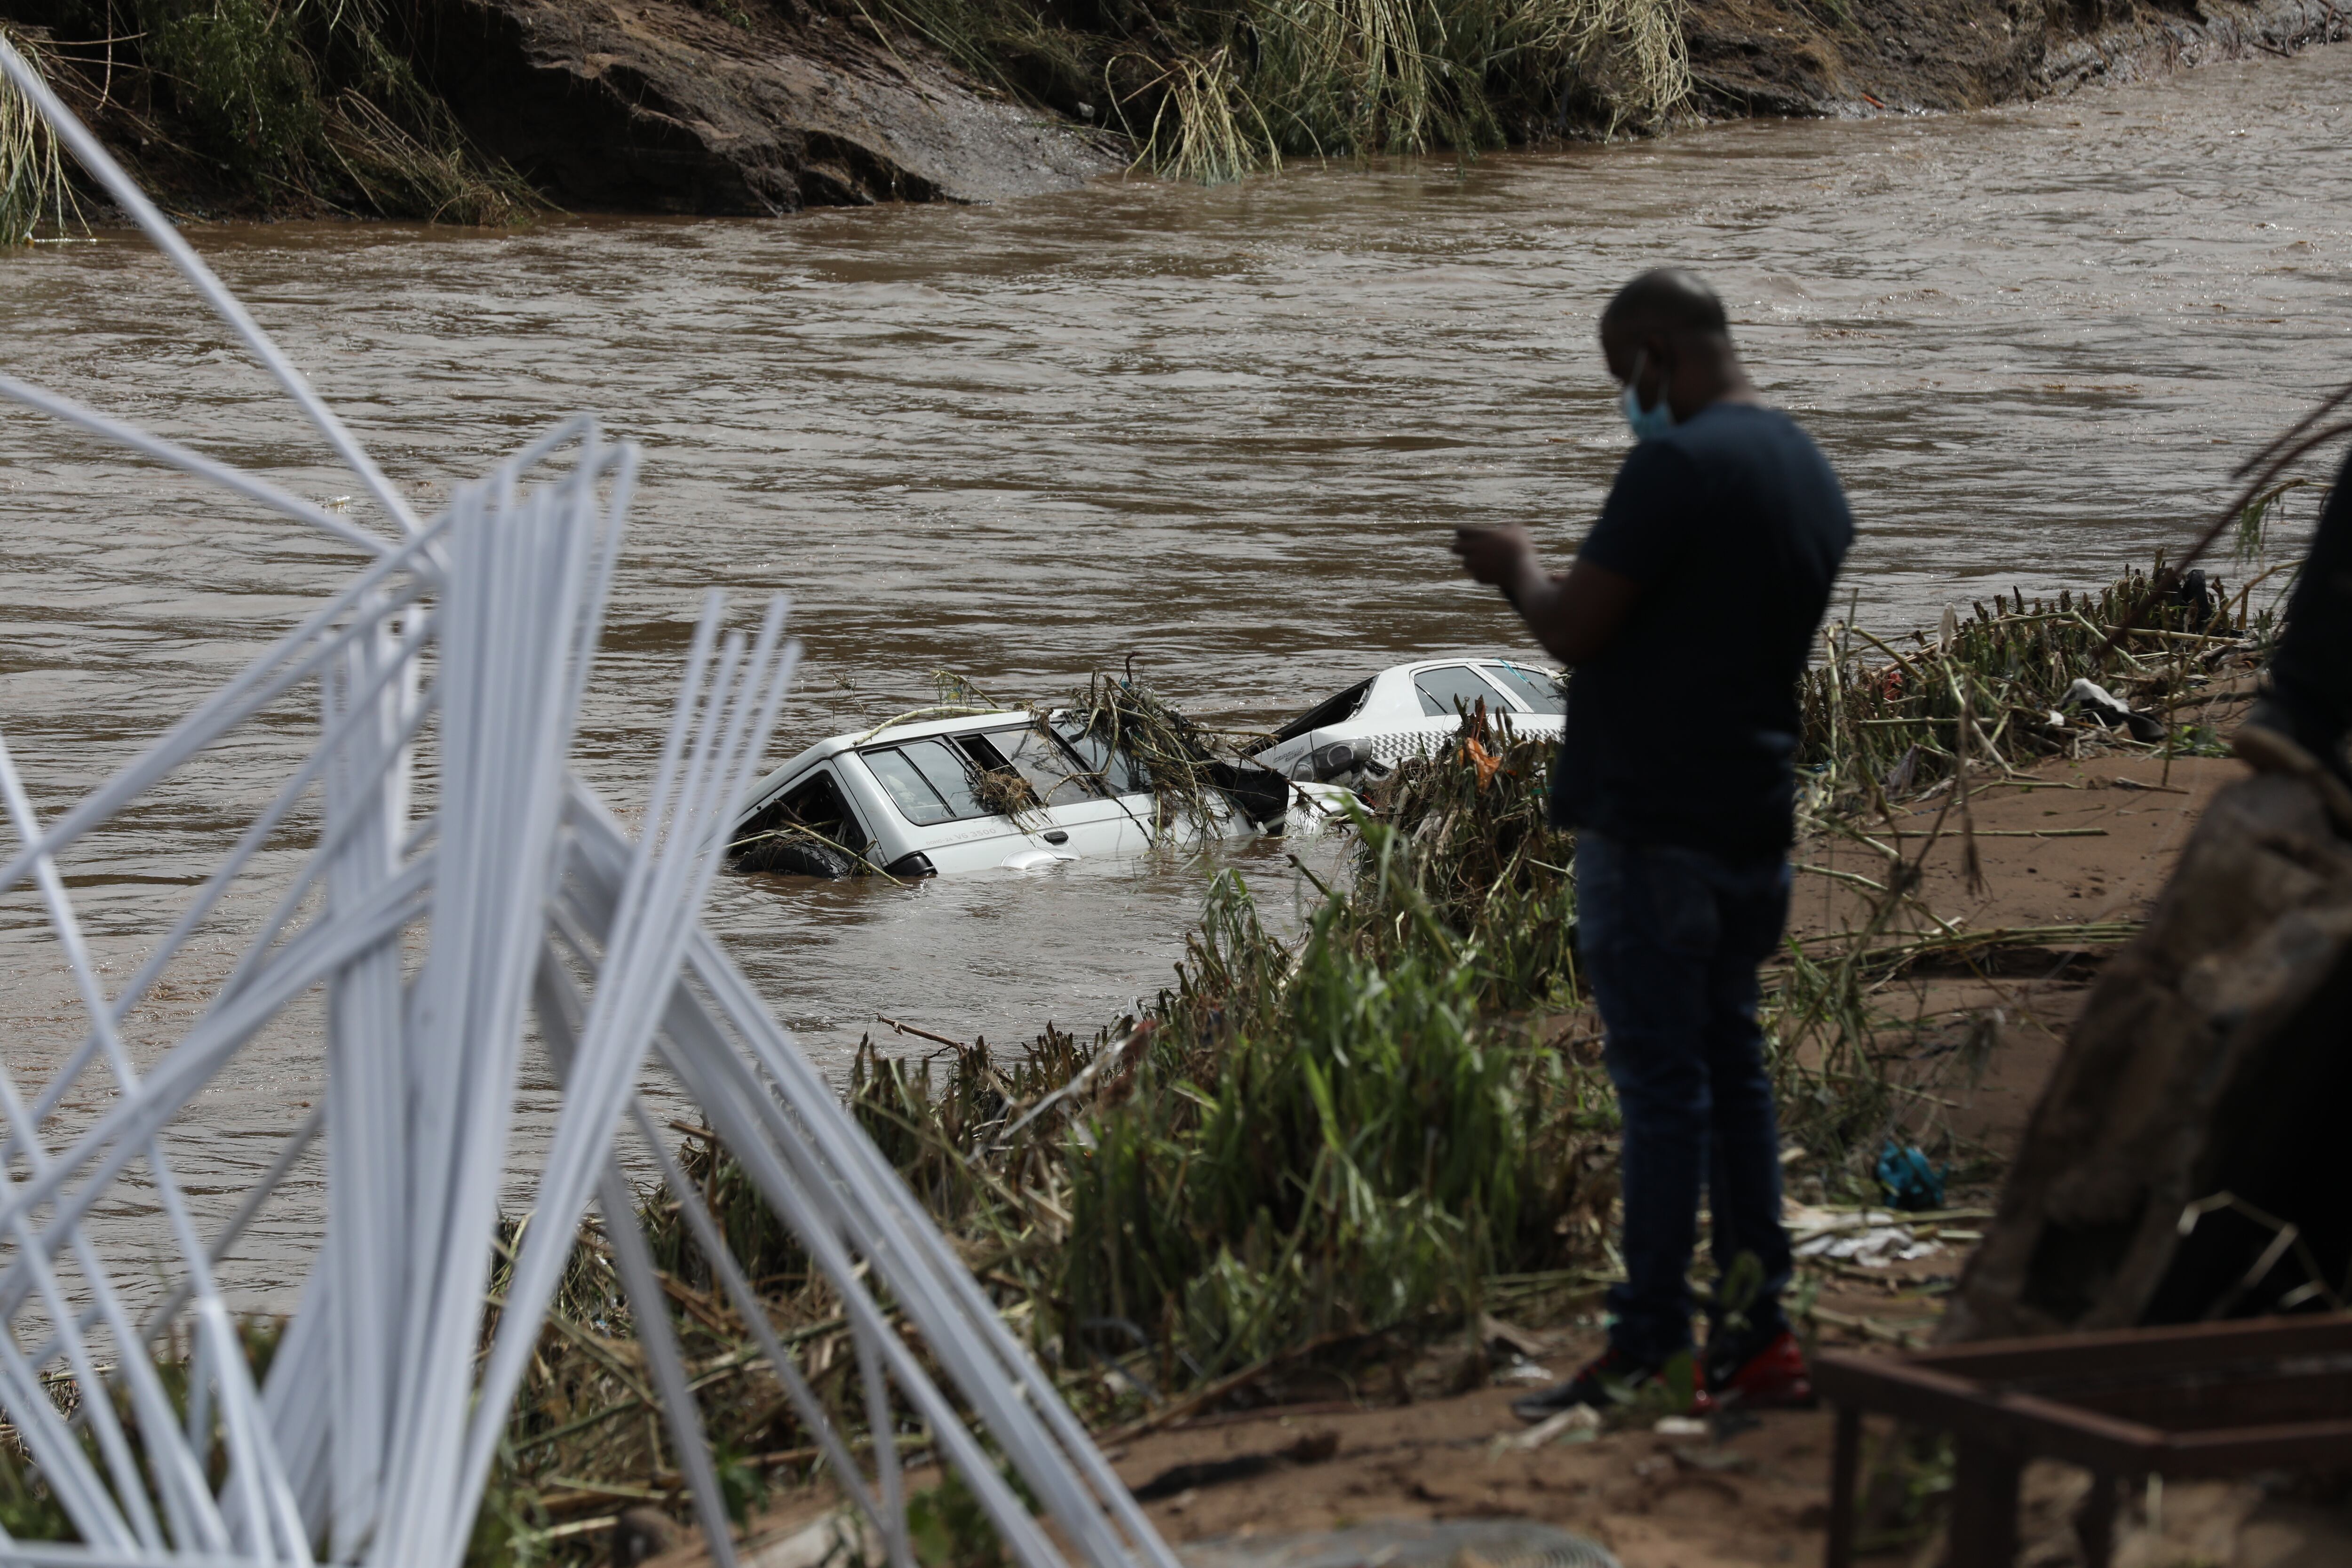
[863,747,956,826]
[1263,677,1375,748]
[971,725,1098,805]
[742,766,871,852]
[895,738,989,820]
[1483,662,1567,716]
[1049,716,1147,795]
[1414,665,1511,718]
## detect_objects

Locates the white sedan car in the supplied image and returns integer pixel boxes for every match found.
[730,709,1338,879]
[1247,657,1566,783]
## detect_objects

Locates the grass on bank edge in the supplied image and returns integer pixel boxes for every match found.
[0,0,540,225]
[9,0,1692,219]
[866,0,1693,182]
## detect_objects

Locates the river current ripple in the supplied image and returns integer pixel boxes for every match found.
[0,43,2346,1303]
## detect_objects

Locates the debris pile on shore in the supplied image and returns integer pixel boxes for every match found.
[1800,558,2265,814]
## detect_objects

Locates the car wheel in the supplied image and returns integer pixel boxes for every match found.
[736,836,857,879]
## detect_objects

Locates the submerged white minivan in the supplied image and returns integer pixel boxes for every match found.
[729,709,1327,879]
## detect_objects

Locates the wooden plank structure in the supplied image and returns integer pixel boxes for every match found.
[1815,1314,2352,1567]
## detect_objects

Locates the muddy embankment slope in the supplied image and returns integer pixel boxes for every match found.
[402,0,1119,212]
[1691,0,2345,116]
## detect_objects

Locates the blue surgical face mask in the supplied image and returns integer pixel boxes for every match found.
[1619,352,1676,442]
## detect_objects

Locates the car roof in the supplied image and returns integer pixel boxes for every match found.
[1392,654,1555,674]
[1337,656,1558,701]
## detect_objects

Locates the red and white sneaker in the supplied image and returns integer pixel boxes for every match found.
[1706,1328,1815,1409]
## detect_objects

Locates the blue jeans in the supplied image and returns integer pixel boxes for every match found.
[1575,827,1795,1364]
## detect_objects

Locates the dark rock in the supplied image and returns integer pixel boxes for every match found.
[405,0,1117,213]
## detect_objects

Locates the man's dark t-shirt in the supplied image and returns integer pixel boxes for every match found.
[1551,402,1854,860]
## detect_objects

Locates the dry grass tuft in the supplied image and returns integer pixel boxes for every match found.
[1120,0,1694,181]
[1122,47,1283,184]
[0,30,76,246]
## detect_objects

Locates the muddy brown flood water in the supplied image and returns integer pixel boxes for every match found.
[0,42,2347,1305]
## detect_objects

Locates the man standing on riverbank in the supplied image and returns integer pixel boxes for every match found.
[1453,269,1854,1417]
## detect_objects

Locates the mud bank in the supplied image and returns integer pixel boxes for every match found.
[403,0,1119,212]
[1690,0,2347,116]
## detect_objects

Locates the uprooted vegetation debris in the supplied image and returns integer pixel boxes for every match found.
[1799,554,2263,815]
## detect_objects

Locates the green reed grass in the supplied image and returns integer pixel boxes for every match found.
[1122,47,1282,184]
[1058,860,1614,1382]
[1351,707,1580,1009]
[1120,0,1693,180]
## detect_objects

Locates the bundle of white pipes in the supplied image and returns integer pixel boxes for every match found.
[0,38,1174,1568]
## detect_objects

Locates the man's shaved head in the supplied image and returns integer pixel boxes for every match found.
[1600,269,1730,343]
[1594,268,1752,423]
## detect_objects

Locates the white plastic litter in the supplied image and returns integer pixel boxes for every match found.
[0,34,1173,1568]
[1785,1205,1939,1268]
[1500,1404,1601,1451]
[1794,1229,1939,1267]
